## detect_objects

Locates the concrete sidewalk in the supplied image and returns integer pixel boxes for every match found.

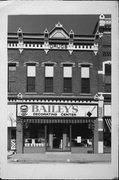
[8,152,111,164]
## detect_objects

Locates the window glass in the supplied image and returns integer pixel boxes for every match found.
[105,84,111,92]
[45,77,53,92]
[24,124,45,147]
[81,78,90,93]
[9,66,16,71]
[105,64,111,76]
[64,78,72,93]
[72,124,93,150]
[45,65,54,92]
[9,81,16,92]
[8,64,16,92]
[81,67,89,78]
[27,65,36,77]
[63,66,72,78]
[27,65,36,92]
[45,65,54,77]
[27,77,35,92]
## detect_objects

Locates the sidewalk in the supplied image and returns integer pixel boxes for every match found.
[8,152,111,164]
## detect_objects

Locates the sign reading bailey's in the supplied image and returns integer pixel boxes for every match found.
[17,104,97,117]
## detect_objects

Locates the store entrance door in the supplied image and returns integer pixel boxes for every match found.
[53,124,63,149]
[47,124,71,151]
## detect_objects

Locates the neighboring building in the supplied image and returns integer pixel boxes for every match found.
[7,14,111,154]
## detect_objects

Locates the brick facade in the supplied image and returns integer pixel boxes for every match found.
[8,15,111,154]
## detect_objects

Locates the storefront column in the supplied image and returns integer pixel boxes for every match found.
[16,117,23,153]
[94,118,98,153]
[98,94,104,153]
[8,127,11,151]
[45,125,47,150]
[70,125,72,149]
[63,127,67,150]
[49,125,53,150]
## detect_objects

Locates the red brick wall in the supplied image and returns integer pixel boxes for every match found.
[8,35,110,97]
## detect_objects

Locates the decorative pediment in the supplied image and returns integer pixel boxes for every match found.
[50,30,69,39]
[49,22,69,39]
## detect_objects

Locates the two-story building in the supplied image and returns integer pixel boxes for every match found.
[7,14,111,154]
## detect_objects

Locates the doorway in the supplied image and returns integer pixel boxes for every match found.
[46,124,71,151]
[53,124,63,149]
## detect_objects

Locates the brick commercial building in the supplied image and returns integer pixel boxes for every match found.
[7,14,111,154]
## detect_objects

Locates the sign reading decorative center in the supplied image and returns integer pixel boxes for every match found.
[17,104,97,117]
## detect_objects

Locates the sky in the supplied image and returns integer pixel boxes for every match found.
[8,15,100,35]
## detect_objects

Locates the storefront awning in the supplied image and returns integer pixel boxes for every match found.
[104,117,111,132]
[23,118,95,124]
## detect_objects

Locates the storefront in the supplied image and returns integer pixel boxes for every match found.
[8,104,16,151]
[103,104,111,153]
[16,103,98,154]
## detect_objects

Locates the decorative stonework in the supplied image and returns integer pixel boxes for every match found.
[8,61,19,66]
[8,23,99,55]
[24,61,39,66]
[41,61,57,67]
[60,61,75,67]
[78,63,93,68]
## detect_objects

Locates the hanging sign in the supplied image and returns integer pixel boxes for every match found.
[17,104,97,117]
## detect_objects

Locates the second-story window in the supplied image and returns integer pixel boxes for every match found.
[81,66,90,93]
[45,65,54,92]
[105,63,111,92]
[105,63,111,76]
[8,63,16,92]
[63,65,72,93]
[27,65,36,92]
